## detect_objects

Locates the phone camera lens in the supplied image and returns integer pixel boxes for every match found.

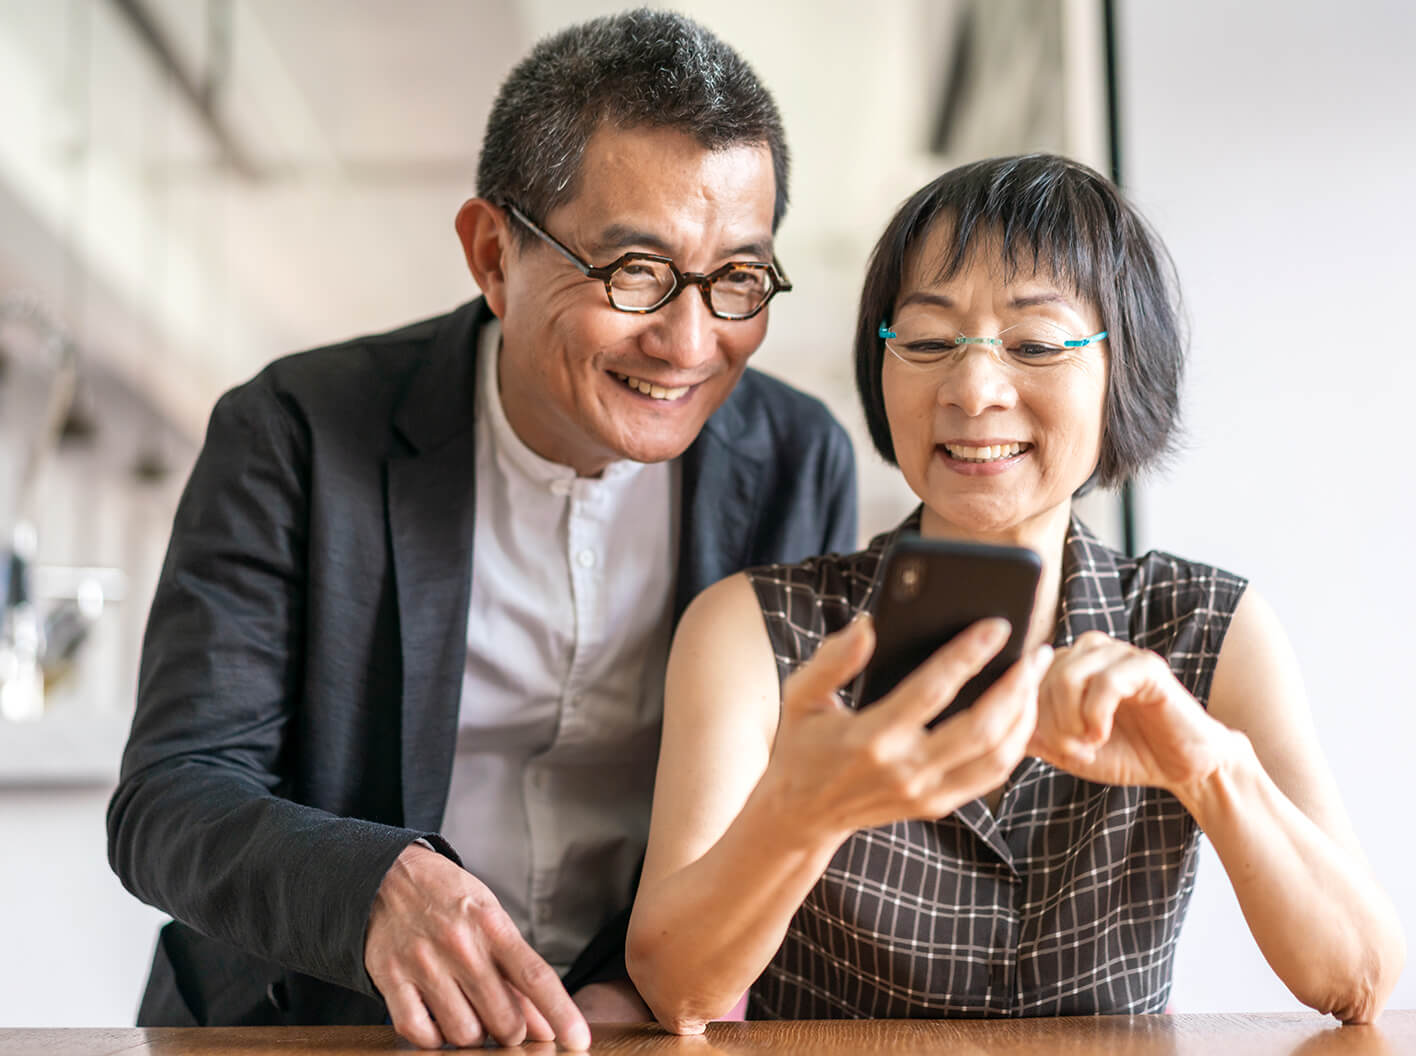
[894,559,923,600]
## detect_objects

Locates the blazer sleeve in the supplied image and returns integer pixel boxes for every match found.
[106,373,443,999]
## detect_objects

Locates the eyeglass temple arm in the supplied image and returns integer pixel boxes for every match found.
[1064,329,1109,347]
[505,203,593,277]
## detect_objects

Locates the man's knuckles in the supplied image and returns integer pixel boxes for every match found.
[512,954,560,993]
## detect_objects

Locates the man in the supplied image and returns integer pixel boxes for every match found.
[106,9,856,1051]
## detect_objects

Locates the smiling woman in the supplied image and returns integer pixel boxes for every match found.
[624,153,1404,1032]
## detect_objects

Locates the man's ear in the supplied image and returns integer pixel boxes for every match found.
[455,198,513,318]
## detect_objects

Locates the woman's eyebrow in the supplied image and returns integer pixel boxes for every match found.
[1010,292,1071,309]
[897,292,956,312]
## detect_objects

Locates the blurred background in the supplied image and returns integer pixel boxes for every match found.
[0,0,1412,1026]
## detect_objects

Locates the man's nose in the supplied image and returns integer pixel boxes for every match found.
[937,347,1017,416]
[643,287,717,370]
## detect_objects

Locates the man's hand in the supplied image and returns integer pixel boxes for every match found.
[365,842,591,1050]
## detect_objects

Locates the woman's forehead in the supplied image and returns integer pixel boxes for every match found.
[899,223,1096,315]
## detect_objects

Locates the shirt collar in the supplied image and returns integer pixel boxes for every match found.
[858,507,1131,647]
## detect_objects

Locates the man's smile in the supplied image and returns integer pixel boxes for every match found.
[612,371,693,401]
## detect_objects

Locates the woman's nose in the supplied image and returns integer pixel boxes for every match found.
[936,347,1018,416]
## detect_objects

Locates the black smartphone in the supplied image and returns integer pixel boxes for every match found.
[853,535,1042,727]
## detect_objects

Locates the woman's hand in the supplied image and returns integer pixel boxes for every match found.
[1029,630,1238,794]
[754,615,1053,843]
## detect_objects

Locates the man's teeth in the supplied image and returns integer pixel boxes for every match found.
[946,442,1025,463]
[614,373,690,400]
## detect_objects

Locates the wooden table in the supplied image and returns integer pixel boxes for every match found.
[2,1015,1413,1055]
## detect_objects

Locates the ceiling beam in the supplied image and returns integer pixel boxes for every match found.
[107,0,260,180]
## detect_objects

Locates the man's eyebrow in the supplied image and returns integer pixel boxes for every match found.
[592,224,773,263]
[593,224,673,256]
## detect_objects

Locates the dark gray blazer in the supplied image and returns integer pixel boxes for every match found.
[107,299,857,1025]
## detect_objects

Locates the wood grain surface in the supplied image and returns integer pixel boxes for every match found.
[1,1014,1412,1056]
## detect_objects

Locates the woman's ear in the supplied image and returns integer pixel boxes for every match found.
[454,198,513,318]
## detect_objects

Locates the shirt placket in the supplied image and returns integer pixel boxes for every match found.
[525,477,605,942]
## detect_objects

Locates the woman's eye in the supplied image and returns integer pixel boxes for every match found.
[1012,341,1065,358]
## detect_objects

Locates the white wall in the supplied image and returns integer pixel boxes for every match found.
[1118,0,1416,1013]
[0,787,166,1026]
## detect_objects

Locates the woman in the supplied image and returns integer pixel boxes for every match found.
[625,155,1404,1031]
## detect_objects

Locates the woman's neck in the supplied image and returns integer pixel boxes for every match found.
[918,501,1071,652]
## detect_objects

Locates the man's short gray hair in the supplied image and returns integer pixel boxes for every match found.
[477,9,789,238]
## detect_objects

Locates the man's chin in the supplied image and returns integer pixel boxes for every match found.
[612,433,698,465]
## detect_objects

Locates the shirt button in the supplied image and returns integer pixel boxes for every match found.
[550,479,572,496]
[576,549,596,568]
[535,902,552,924]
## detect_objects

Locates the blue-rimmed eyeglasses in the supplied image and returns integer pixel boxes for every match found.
[505,203,792,320]
[878,318,1109,368]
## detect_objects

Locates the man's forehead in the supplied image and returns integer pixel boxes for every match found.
[552,126,776,253]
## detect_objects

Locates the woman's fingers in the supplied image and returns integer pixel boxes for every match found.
[1039,633,1131,745]
[875,618,1012,729]
[916,643,1050,801]
[780,613,876,718]
[922,651,1045,811]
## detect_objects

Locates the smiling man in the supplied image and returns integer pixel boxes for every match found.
[107,10,856,1051]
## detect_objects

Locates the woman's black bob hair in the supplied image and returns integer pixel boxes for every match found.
[854,153,1184,489]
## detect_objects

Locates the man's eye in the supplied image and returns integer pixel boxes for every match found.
[722,269,767,289]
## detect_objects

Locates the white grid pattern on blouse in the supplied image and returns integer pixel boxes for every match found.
[745,511,1247,1019]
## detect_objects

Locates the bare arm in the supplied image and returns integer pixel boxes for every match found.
[1185,589,1404,1022]
[1029,590,1405,1023]
[627,574,1049,1034]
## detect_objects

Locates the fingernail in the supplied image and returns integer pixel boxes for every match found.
[1034,645,1054,672]
[979,618,1010,643]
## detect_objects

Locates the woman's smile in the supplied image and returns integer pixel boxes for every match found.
[938,439,1032,472]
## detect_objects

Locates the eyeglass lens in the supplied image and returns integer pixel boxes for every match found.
[607,258,774,317]
[886,318,1098,366]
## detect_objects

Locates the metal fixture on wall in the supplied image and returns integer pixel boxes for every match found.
[0,294,123,722]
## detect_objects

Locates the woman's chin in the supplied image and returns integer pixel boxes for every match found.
[918,495,1072,543]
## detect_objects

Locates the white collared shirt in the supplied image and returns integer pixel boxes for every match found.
[440,318,678,972]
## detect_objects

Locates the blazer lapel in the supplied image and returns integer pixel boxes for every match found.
[673,389,769,623]
[387,300,488,831]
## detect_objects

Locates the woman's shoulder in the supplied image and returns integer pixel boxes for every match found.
[1066,516,1249,620]
[744,510,916,630]
[1120,544,1249,622]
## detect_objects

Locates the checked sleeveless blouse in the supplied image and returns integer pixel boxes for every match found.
[744,513,1247,1019]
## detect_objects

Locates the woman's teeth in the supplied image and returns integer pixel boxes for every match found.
[945,442,1025,463]
[614,372,690,401]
